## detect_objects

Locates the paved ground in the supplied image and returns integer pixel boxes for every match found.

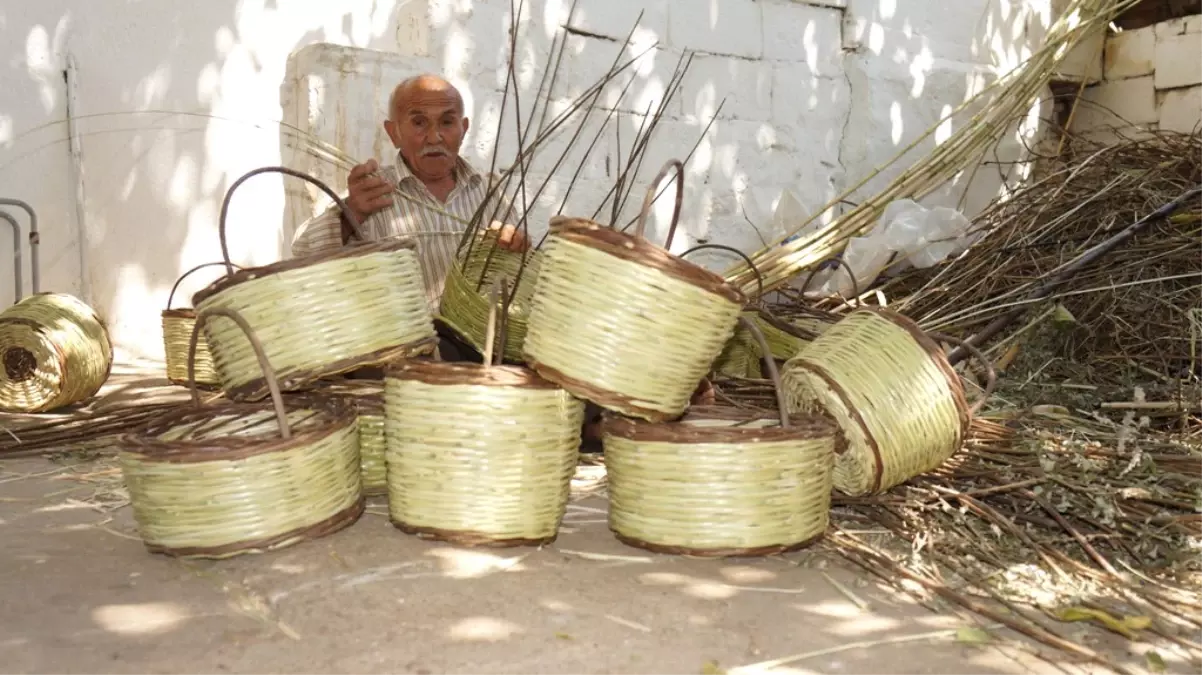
[0,364,1189,674]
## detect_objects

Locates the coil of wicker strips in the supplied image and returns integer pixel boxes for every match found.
[116,306,364,559]
[522,160,746,422]
[385,280,584,546]
[162,262,241,388]
[438,230,542,363]
[603,316,839,556]
[317,379,387,496]
[191,166,437,401]
[0,292,113,413]
[781,308,996,496]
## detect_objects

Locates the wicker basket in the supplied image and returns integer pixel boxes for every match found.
[781,308,996,496]
[522,160,747,422]
[116,306,364,559]
[162,262,241,388]
[0,292,113,413]
[191,166,438,401]
[317,379,387,496]
[438,229,543,363]
[385,281,585,546]
[603,316,839,556]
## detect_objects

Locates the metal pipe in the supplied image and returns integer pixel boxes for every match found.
[0,211,22,302]
[0,199,38,295]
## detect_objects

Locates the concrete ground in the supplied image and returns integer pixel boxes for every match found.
[0,365,1187,674]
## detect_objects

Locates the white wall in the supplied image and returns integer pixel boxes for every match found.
[0,0,1059,361]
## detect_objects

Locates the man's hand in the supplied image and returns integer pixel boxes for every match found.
[345,159,394,224]
[489,221,529,252]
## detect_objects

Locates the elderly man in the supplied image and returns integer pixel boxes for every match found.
[291,73,527,353]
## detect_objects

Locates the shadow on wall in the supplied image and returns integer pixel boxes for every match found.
[0,0,1057,360]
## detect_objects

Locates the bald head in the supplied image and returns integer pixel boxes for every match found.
[383,73,470,185]
[388,74,464,121]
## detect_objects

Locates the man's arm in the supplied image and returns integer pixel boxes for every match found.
[290,203,346,258]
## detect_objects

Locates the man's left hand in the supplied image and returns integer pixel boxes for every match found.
[490,222,529,252]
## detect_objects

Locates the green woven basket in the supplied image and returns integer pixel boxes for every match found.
[438,229,542,363]
[602,316,840,556]
[162,262,241,388]
[385,281,585,546]
[192,166,438,401]
[0,292,113,413]
[318,380,387,496]
[522,160,747,422]
[117,305,364,559]
[781,308,995,496]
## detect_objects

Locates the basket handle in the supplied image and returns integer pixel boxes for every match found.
[927,331,997,417]
[678,243,763,304]
[799,255,862,307]
[482,276,509,367]
[165,262,243,311]
[218,166,365,277]
[633,159,685,250]
[737,315,790,429]
[187,306,292,440]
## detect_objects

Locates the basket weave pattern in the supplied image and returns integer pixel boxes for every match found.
[162,310,220,386]
[194,241,437,400]
[318,381,388,496]
[523,232,743,421]
[439,236,542,362]
[119,405,365,558]
[782,310,966,496]
[0,292,113,413]
[603,419,837,555]
[384,363,584,546]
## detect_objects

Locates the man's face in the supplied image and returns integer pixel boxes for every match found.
[384,84,469,182]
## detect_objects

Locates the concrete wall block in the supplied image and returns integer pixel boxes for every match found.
[1073,76,1158,130]
[679,54,773,121]
[1054,29,1104,84]
[668,0,763,58]
[1155,32,1202,90]
[550,37,685,117]
[771,63,849,160]
[1154,14,1202,40]
[762,0,844,75]
[564,0,671,42]
[1158,86,1202,133]
[1104,26,1155,80]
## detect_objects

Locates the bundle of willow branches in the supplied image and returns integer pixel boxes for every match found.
[885,129,1202,385]
[722,0,1142,296]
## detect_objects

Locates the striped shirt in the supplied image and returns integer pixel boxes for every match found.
[290,153,517,311]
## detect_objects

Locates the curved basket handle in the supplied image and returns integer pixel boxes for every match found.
[218,166,365,276]
[927,331,997,417]
[187,306,292,440]
[632,159,685,250]
[799,255,862,308]
[679,243,764,304]
[482,276,509,367]
[165,262,243,311]
[737,315,790,429]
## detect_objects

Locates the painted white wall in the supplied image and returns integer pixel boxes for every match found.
[0,0,1059,361]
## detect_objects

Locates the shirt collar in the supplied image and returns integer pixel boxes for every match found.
[393,150,481,189]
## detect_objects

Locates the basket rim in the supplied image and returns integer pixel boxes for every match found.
[550,217,746,306]
[161,308,197,319]
[392,519,558,547]
[191,237,418,306]
[612,529,824,558]
[602,409,837,444]
[117,395,358,463]
[523,355,680,423]
[311,379,386,414]
[386,358,561,389]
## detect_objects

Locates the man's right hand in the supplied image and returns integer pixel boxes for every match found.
[345,159,393,224]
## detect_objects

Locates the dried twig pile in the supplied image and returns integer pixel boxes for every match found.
[884,130,1202,386]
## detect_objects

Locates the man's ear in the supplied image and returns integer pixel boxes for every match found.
[461,117,470,135]
[383,119,401,148]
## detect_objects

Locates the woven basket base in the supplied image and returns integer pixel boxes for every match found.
[613,529,824,558]
[166,377,223,391]
[363,485,389,498]
[143,495,366,559]
[391,519,558,548]
[524,357,682,423]
[224,338,438,401]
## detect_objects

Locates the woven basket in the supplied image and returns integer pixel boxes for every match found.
[781,308,996,496]
[603,316,839,556]
[317,380,387,496]
[0,292,113,413]
[385,281,585,546]
[522,160,747,422]
[192,166,437,401]
[116,306,364,559]
[162,262,241,388]
[438,229,543,362]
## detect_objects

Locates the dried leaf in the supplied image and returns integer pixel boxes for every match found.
[555,632,573,641]
[1145,649,1166,673]
[701,660,726,675]
[955,626,992,644]
[1053,606,1150,640]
